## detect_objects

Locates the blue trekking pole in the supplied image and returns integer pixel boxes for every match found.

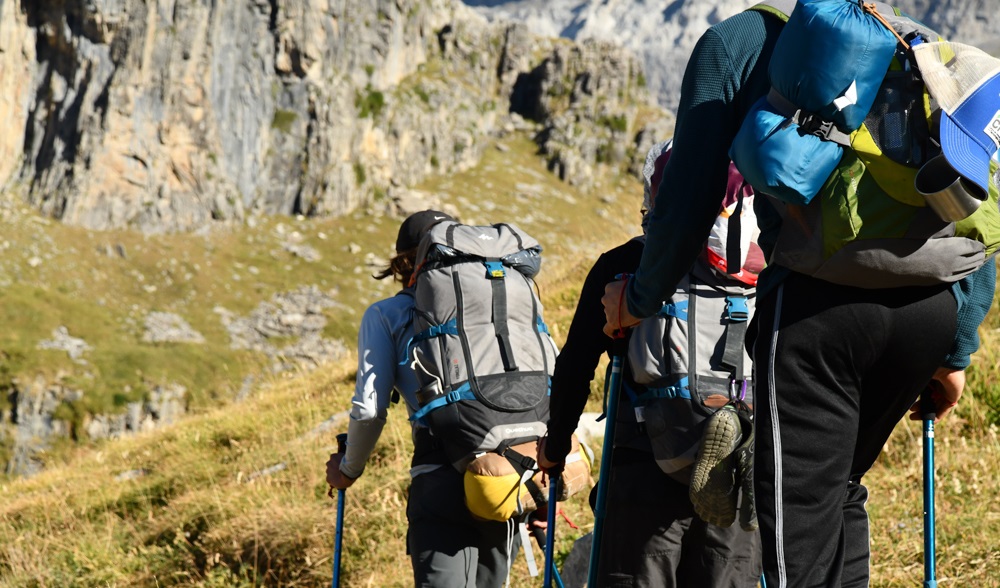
[921,390,937,588]
[587,334,627,587]
[332,433,348,588]
[542,465,566,588]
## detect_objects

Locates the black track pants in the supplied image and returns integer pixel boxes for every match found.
[749,272,956,588]
[596,456,761,587]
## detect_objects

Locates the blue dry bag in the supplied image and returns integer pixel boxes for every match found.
[769,0,898,133]
[729,96,844,205]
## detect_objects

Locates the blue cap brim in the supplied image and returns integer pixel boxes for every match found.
[940,74,1000,196]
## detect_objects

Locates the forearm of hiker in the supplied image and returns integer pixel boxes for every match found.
[552,252,621,461]
[338,416,387,480]
[626,28,742,320]
[944,261,996,369]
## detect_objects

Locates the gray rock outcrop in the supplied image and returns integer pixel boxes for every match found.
[217,285,349,370]
[142,312,205,344]
[1,375,188,476]
[37,326,91,361]
[4,376,80,476]
[0,0,668,233]
[83,384,187,441]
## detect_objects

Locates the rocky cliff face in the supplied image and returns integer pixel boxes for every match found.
[0,0,665,233]
[464,0,1000,109]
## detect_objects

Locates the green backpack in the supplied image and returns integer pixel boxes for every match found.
[742,0,1000,288]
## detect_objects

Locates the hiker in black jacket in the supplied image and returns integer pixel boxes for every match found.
[538,142,761,587]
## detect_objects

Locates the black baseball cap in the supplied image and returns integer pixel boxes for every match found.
[395,210,456,252]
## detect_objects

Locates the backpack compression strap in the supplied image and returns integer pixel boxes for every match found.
[720,295,750,380]
[409,383,476,424]
[484,260,519,372]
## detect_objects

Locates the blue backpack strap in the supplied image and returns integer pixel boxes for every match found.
[410,382,475,424]
[657,300,688,321]
[398,318,459,366]
[634,377,692,402]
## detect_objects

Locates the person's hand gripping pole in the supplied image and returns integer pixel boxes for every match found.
[536,436,566,588]
[327,433,349,588]
[601,274,642,339]
[589,275,632,587]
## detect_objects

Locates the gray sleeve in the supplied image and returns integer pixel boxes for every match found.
[339,303,397,479]
[340,417,386,479]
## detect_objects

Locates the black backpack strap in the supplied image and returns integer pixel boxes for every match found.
[496,441,538,476]
[688,275,699,393]
[720,295,751,380]
[486,259,519,372]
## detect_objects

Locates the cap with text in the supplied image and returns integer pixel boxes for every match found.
[914,41,1000,197]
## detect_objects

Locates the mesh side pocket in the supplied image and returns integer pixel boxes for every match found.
[864,71,931,168]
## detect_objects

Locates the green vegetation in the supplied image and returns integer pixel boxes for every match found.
[412,85,431,104]
[352,162,366,187]
[599,114,629,134]
[0,132,998,587]
[270,110,298,134]
[355,86,386,119]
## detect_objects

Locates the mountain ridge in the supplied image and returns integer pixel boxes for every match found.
[463,0,1000,109]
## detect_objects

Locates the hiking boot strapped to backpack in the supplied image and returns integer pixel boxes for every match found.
[627,149,761,529]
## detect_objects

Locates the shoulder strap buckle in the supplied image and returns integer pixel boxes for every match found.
[725,296,750,321]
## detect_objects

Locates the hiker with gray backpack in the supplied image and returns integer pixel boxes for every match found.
[601,1,999,586]
[326,209,589,587]
[537,140,763,587]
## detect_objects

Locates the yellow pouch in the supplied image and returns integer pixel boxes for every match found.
[464,441,538,522]
[463,436,593,522]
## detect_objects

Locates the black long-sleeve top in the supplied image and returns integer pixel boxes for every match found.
[545,238,652,463]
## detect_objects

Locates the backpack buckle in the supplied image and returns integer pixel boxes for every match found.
[484,260,506,278]
[799,114,836,140]
[725,296,749,321]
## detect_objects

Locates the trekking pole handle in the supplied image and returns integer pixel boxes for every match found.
[920,388,937,422]
[332,433,348,588]
[610,273,634,340]
[920,388,937,588]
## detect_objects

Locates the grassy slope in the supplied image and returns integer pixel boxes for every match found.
[0,133,998,586]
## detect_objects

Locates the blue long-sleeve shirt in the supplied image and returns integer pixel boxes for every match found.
[626,9,994,370]
[339,290,440,479]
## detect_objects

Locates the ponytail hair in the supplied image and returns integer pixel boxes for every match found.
[373,247,418,285]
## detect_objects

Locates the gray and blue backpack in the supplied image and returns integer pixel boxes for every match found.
[405,221,559,472]
[626,260,756,484]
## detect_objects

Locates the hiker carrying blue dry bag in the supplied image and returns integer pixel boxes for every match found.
[597,1,1000,585]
